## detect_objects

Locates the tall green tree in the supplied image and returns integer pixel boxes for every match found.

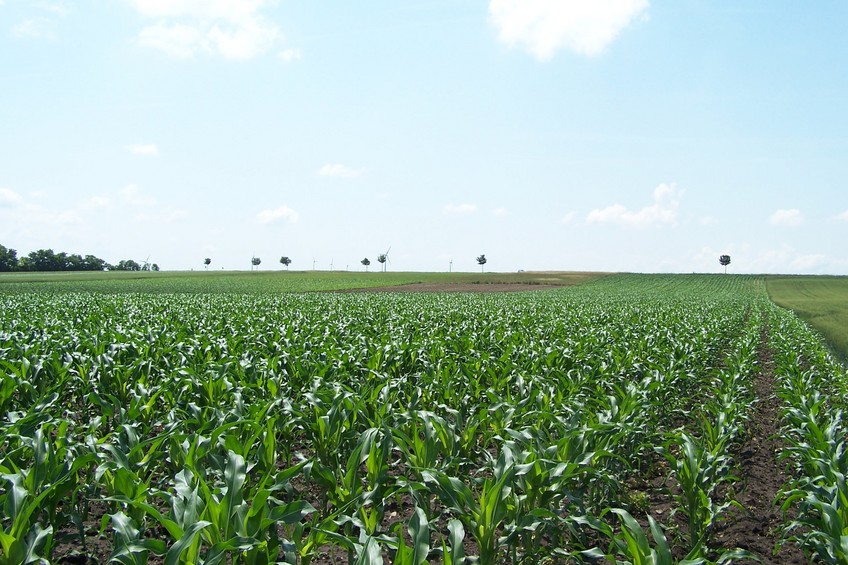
[0,244,18,271]
[114,259,142,271]
[476,254,487,272]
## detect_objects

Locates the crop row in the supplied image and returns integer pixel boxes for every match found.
[0,275,840,563]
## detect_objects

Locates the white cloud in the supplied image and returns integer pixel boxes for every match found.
[257,205,299,224]
[443,203,477,215]
[121,185,157,207]
[488,0,649,60]
[790,253,828,271]
[137,23,206,58]
[0,188,23,207]
[278,48,301,63]
[560,211,577,224]
[836,210,848,222]
[492,207,508,217]
[127,143,159,156]
[586,183,681,228]
[130,0,283,60]
[769,208,804,227]
[318,164,362,178]
[12,18,56,40]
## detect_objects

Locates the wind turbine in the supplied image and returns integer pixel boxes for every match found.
[449,258,453,273]
[377,246,391,272]
[329,259,334,271]
[138,254,151,271]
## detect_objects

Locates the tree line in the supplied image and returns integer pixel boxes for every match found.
[0,244,158,272]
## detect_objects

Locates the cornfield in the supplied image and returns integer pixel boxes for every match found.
[1,274,846,564]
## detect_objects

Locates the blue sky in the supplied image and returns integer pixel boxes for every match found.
[1,1,846,273]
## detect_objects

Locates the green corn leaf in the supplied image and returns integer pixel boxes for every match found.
[409,507,430,565]
[163,520,211,565]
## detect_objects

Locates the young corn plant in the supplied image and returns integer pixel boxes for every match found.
[657,431,738,558]
[423,446,519,565]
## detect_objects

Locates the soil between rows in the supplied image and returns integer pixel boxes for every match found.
[711,319,806,564]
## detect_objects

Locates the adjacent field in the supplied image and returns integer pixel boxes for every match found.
[0,269,605,294]
[1,273,846,564]
[766,275,848,362]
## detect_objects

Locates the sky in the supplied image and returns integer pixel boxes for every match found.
[1,1,847,274]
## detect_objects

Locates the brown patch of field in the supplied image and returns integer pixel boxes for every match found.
[340,282,563,293]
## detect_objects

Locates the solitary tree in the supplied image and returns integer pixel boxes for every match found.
[719,254,731,274]
[377,254,387,272]
[280,256,292,270]
[476,254,487,272]
[251,257,261,271]
[204,257,211,270]
[361,257,371,272]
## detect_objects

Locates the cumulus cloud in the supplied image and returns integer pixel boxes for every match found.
[561,211,577,224]
[130,0,283,60]
[318,163,363,178]
[0,188,23,208]
[257,205,299,224]
[586,183,681,228]
[836,210,848,222]
[443,203,477,214]
[489,0,649,60]
[127,143,159,156]
[769,208,804,227]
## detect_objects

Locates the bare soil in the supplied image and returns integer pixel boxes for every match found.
[711,319,807,564]
[339,282,562,293]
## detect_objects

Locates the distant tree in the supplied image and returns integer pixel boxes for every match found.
[204,257,211,270]
[361,257,371,272]
[280,256,292,270]
[476,254,487,272]
[251,257,261,270]
[151,264,160,272]
[0,244,18,271]
[719,254,731,274]
[19,249,62,271]
[377,254,387,272]
[114,259,141,271]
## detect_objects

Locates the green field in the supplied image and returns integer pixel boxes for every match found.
[766,275,848,362]
[1,272,847,564]
[0,269,604,293]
